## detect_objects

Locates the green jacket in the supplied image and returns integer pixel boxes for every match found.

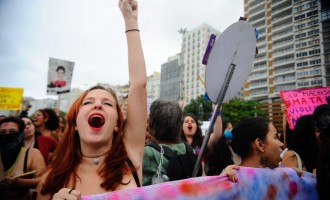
[143,142,187,186]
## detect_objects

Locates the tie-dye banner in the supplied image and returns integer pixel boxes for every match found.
[81,167,318,200]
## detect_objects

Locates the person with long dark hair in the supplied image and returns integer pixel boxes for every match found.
[21,116,58,164]
[36,0,147,198]
[230,117,284,169]
[281,115,319,173]
[181,114,203,152]
[313,104,330,199]
[32,108,60,142]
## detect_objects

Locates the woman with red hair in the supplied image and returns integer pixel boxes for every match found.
[36,0,147,198]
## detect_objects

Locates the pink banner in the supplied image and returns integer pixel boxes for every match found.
[81,167,317,200]
[280,87,330,130]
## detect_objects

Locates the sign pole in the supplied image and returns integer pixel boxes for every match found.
[192,63,236,177]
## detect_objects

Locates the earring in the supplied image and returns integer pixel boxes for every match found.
[260,152,268,168]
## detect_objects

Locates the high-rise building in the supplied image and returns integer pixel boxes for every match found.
[181,24,221,105]
[244,0,326,103]
[160,54,182,101]
[147,71,160,101]
[320,0,330,83]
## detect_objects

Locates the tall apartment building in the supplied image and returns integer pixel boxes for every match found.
[320,0,330,83]
[160,54,182,101]
[147,71,160,101]
[244,0,326,103]
[181,24,221,105]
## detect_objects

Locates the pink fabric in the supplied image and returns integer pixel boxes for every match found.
[81,167,318,200]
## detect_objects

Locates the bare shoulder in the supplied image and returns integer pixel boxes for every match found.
[27,148,46,173]
[29,148,45,162]
[29,147,43,155]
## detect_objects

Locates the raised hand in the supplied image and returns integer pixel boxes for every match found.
[52,188,81,200]
[220,165,240,182]
[118,0,138,27]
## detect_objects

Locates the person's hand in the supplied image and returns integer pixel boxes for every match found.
[291,167,303,177]
[220,165,240,182]
[118,0,138,22]
[52,188,81,200]
[0,176,18,188]
[281,103,287,113]
[24,104,32,111]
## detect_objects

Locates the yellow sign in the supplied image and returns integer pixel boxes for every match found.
[0,87,24,110]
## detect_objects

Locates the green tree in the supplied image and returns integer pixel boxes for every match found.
[59,110,67,117]
[183,95,212,121]
[221,98,265,124]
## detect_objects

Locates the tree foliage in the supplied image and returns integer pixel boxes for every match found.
[183,96,265,125]
[59,110,67,117]
[183,95,212,121]
[221,98,265,125]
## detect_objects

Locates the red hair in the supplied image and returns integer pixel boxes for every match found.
[41,86,129,195]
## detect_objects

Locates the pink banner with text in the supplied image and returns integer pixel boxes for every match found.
[280,87,330,130]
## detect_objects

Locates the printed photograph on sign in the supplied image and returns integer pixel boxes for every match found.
[47,57,74,95]
[280,86,330,130]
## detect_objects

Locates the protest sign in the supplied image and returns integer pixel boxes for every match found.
[81,167,317,200]
[0,87,24,110]
[47,57,75,95]
[280,87,330,129]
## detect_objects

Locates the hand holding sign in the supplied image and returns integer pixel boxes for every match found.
[192,20,256,177]
[280,87,330,129]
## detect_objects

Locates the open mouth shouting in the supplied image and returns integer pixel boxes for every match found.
[188,125,193,132]
[88,113,105,131]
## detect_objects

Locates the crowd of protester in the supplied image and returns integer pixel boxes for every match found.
[1,0,329,199]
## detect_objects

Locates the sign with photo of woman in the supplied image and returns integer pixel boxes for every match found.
[47,57,74,95]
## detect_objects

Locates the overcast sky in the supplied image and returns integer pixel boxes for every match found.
[0,0,243,99]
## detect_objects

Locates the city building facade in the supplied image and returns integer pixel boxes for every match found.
[160,54,182,101]
[147,71,160,101]
[181,24,221,105]
[320,0,330,83]
[244,0,327,103]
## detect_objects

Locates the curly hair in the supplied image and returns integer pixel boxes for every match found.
[38,108,60,131]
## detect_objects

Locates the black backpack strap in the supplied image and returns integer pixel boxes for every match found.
[182,141,195,154]
[24,148,30,173]
[146,141,175,160]
[182,141,203,177]
[126,157,141,187]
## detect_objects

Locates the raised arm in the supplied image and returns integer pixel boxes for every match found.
[207,113,223,151]
[119,0,147,170]
[281,103,288,148]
